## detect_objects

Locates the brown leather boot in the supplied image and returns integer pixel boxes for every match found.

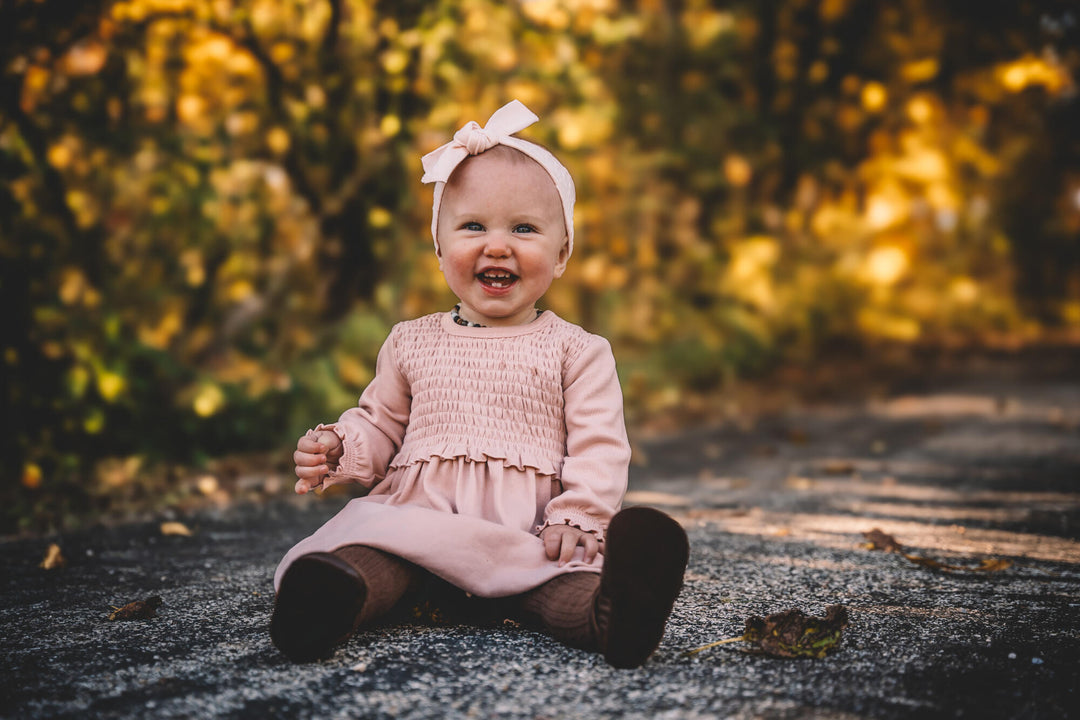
[597,507,689,668]
[270,552,366,662]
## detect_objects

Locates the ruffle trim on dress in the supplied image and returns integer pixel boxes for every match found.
[537,518,605,543]
[309,423,381,487]
[538,505,609,540]
[387,444,563,476]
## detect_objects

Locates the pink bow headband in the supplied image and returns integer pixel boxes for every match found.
[420,100,576,258]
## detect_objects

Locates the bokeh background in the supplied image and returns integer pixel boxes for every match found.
[3,0,1078,533]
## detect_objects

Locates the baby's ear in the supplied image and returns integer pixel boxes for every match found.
[552,237,570,278]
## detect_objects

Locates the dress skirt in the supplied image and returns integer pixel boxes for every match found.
[274,456,603,597]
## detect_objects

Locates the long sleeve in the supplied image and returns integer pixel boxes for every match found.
[541,335,630,540]
[318,326,411,488]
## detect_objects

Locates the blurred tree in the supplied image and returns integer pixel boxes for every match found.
[0,0,1076,531]
[594,0,1077,397]
[1,0,423,525]
[2,0,116,521]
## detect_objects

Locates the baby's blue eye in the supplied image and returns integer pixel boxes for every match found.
[514,224,536,234]
[463,222,484,232]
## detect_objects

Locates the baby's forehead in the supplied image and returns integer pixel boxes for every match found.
[445,146,554,188]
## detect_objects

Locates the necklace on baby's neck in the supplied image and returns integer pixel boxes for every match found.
[450,305,542,328]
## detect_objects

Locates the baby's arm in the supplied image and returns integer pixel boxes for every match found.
[292,326,410,494]
[540,335,631,558]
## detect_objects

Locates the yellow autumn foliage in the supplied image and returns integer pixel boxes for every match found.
[1,0,1077,531]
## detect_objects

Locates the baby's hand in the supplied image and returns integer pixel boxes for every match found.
[293,430,343,494]
[540,524,602,566]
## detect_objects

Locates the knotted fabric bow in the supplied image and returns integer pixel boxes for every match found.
[420,100,576,257]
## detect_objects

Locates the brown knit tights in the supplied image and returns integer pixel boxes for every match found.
[515,572,603,652]
[332,546,603,651]
[332,544,423,627]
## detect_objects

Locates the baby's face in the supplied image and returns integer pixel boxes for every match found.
[436,150,569,327]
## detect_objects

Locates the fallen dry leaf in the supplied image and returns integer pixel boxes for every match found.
[39,543,66,570]
[903,553,1014,573]
[821,459,856,475]
[862,528,904,553]
[974,558,1014,572]
[410,599,446,625]
[862,528,1012,574]
[743,605,849,658]
[685,605,849,659]
[160,521,193,536]
[195,474,219,496]
[108,596,163,621]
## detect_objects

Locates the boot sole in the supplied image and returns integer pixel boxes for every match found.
[270,552,366,662]
[600,507,689,668]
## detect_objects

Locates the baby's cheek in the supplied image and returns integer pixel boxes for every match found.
[442,255,478,290]
[446,255,472,273]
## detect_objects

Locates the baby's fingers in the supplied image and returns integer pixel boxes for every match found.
[294,477,324,495]
[293,446,326,467]
[558,532,580,566]
[297,436,327,454]
[294,463,328,493]
[581,533,600,564]
[543,530,563,562]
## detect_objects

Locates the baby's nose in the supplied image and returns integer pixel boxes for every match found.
[484,233,512,256]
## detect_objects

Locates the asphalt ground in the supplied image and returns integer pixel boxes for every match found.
[3,353,1079,719]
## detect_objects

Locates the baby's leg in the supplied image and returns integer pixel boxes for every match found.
[270,545,421,662]
[514,507,689,668]
[334,545,424,626]
[516,572,602,651]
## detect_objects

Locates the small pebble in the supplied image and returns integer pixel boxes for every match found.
[1032,657,1044,665]
[1008,653,1017,659]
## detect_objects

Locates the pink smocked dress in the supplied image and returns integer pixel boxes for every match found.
[273,311,631,598]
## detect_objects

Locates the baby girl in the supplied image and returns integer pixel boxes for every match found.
[270,100,689,668]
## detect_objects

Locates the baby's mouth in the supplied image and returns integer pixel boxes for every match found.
[477,269,518,289]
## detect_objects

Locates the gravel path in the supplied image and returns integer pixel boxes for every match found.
[3,359,1079,719]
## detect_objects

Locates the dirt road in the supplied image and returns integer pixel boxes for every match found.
[3,354,1078,718]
